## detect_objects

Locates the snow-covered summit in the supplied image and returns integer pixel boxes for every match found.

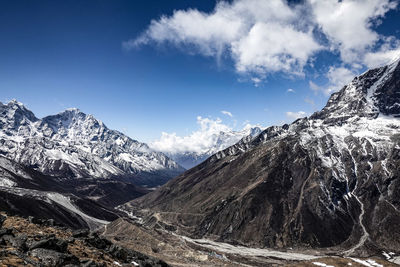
[0,100,38,129]
[311,58,400,123]
[0,104,184,187]
[211,58,400,166]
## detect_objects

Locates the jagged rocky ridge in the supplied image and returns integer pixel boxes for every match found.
[0,103,184,187]
[122,59,400,254]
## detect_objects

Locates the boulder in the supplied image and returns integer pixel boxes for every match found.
[28,216,41,225]
[80,259,106,267]
[2,234,27,251]
[0,228,13,237]
[72,229,89,238]
[85,233,111,250]
[0,214,6,227]
[29,248,79,267]
[28,237,68,253]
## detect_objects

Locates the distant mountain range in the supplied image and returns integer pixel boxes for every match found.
[0,99,266,230]
[123,58,400,255]
[151,126,263,169]
[0,102,186,229]
[0,101,184,187]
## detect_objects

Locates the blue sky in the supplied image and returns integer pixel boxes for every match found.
[1,0,400,144]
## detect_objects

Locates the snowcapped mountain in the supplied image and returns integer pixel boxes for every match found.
[123,58,400,254]
[152,125,263,169]
[0,101,184,187]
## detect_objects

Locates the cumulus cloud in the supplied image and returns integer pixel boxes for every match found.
[364,48,400,68]
[309,80,321,92]
[287,88,295,93]
[126,0,399,84]
[150,116,262,155]
[286,111,307,120]
[150,116,233,154]
[126,0,321,77]
[309,66,357,95]
[221,110,233,117]
[363,37,400,68]
[325,66,357,94]
[251,77,262,87]
[231,22,321,76]
[309,0,397,63]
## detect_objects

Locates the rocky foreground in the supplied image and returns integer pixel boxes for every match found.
[0,213,169,267]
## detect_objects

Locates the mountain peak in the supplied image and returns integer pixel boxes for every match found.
[65,107,81,113]
[57,107,86,118]
[371,58,400,116]
[5,99,32,113]
[7,99,24,107]
[311,59,400,123]
[0,99,38,125]
[0,101,184,187]
[49,107,101,127]
[41,107,105,138]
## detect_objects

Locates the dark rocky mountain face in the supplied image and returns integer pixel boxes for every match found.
[0,155,148,229]
[122,59,400,254]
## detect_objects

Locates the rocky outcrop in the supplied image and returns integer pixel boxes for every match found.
[0,213,170,267]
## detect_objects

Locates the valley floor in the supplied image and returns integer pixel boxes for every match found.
[102,217,400,267]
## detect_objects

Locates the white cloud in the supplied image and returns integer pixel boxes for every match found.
[287,88,295,93]
[286,111,307,120]
[364,48,400,68]
[126,0,321,77]
[309,0,398,63]
[309,80,321,92]
[124,4,242,57]
[309,66,357,95]
[251,77,262,87]
[150,116,262,155]
[150,116,233,154]
[325,66,357,94]
[231,22,321,76]
[363,37,400,68]
[127,0,399,84]
[221,110,233,117]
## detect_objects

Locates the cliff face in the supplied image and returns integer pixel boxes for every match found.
[122,59,400,253]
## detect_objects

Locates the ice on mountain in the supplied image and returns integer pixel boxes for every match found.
[0,102,183,186]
